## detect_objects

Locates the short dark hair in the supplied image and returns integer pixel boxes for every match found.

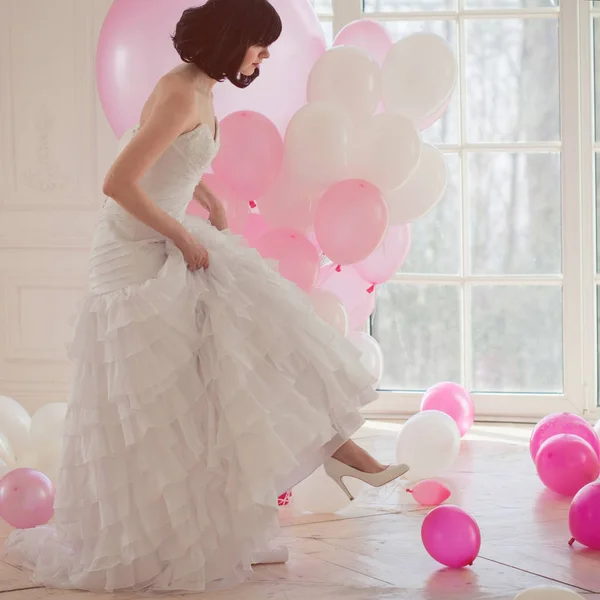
[172,0,282,89]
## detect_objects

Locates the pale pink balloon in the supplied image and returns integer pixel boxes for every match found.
[354,225,411,285]
[333,19,393,66]
[407,480,451,507]
[535,434,599,497]
[421,506,481,568]
[418,93,452,131]
[310,289,349,335]
[186,200,210,220]
[315,180,389,266]
[243,214,271,248]
[530,413,600,462]
[420,382,474,437]
[0,468,55,529]
[201,173,250,235]
[256,228,320,292]
[97,0,326,138]
[569,481,600,550]
[317,264,377,330]
[212,111,283,204]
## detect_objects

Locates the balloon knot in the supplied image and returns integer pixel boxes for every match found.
[406,488,413,494]
[367,284,376,294]
[335,265,342,272]
[569,537,575,546]
[249,200,257,209]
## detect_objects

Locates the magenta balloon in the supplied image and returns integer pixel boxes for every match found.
[354,224,411,285]
[212,111,283,204]
[333,19,393,66]
[243,214,271,248]
[256,228,320,292]
[569,481,600,550]
[420,382,474,437]
[421,505,481,568]
[315,179,389,266]
[0,468,55,529]
[407,480,451,507]
[97,0,325,138]
[535,434,600,497]
[317,263,377,330]
[530,413,600,462]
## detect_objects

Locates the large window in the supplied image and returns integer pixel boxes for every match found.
[312,0,594,420]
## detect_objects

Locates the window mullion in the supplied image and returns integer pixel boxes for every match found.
[332,0,361,34]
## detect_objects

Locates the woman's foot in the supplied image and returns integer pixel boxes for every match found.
[332,439,387,474]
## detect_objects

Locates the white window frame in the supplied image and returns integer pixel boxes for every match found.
[315,0,595,422]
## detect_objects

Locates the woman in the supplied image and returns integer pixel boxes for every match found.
[5,0,409,593]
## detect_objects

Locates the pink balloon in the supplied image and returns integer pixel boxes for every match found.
[212,111,283,204]
[535,434,600,497]
[0,468,55,529]
[354,225,411,285]
[334,19,394,66]
[421,506,481,568]
[243,214,271,248]
[256,228,320,292]
[418,94,452,131]
[317,264,377,330]
[407,480,451,507]
[420,382,474,437]
[530,413,600,462]
[315,180,389,266]
[569,481,600,550]
[97,0,325,138]
[310,289,349,335]
[201,173,250,235]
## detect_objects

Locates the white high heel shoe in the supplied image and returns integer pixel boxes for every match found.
[324,458,410,501]
[251,545,289,565]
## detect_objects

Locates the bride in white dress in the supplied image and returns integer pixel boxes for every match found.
[4,0,409,593]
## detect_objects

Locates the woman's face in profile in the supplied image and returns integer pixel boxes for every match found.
[240,45,271,76]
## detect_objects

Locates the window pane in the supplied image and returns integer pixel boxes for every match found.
[465,19,559,143]
[465,0,558,7]
[373,285,461,390]
[320,20,334,47]
[472,286,563,393]
[363,0,456,11]
[402,154,461,275]
[379,20,459,145]
[469,153,562,275]
[311,0,332,15]
[593,18,600,142]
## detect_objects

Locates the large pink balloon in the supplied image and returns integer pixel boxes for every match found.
[200,173,249,235]
[421,506,481,568]
[354,225,411,285]
[535,434,599,497]
[243,214,271,248]
[530,413,600,462]
[407,480,451,507]
[317,264,377,330]
[569,482,600,550]
[0,468,55,529]
[333,19,393,66]
[97,0,326,138]
[315,180,389,266]
[256,228,320,292]
[420,382,474,437]
[212,111,283,204]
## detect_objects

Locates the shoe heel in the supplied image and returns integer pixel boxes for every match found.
[332,475,354,501]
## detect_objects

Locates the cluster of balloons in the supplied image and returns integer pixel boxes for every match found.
[0,396,65,529]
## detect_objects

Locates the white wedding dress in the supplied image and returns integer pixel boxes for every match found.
[4,123,377,594]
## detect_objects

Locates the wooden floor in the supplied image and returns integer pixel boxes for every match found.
[2,422,600,599]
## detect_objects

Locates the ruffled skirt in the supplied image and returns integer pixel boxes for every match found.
[4,218,377,594]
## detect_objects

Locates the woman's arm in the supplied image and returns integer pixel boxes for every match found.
[193,181,228,231]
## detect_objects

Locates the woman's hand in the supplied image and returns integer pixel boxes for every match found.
[175,231,209,271]
[209,202,228,231]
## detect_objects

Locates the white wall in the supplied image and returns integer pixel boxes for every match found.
[0,0,116,413]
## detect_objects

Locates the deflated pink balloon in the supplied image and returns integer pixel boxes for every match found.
[407,480,451,507]
[0,468,55,529]
[334,19,393,66]
[569,481,600,550]
[354,224,411,284]
[212,111,283,204]
[256,228,320,292]
[97,0,325,138]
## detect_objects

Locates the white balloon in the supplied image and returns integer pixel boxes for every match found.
[0,459,9,479]
[293,466,365,513]
[347,331,384,384]
[0,396,31,462]
[308,46,381,121]
[285,103,351,187]
[386,144,448,226]
[349,113,421,192]
[382,33,458,121]
[311,290,349,336]
[396,410,460,480]
[30,403,67,457]
[514,587,585,599]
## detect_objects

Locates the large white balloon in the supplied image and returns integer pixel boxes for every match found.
[382,33,458,122]
[514,588,585,599]
[30,403,67,452]
[396,410,460,480]
[308,46,381,121]
[311,290,349,336]
[347,331,384,385]
[349,113,421,192]
[0,396,31,462]
[284,103,351,187]
[386,144,448,226]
